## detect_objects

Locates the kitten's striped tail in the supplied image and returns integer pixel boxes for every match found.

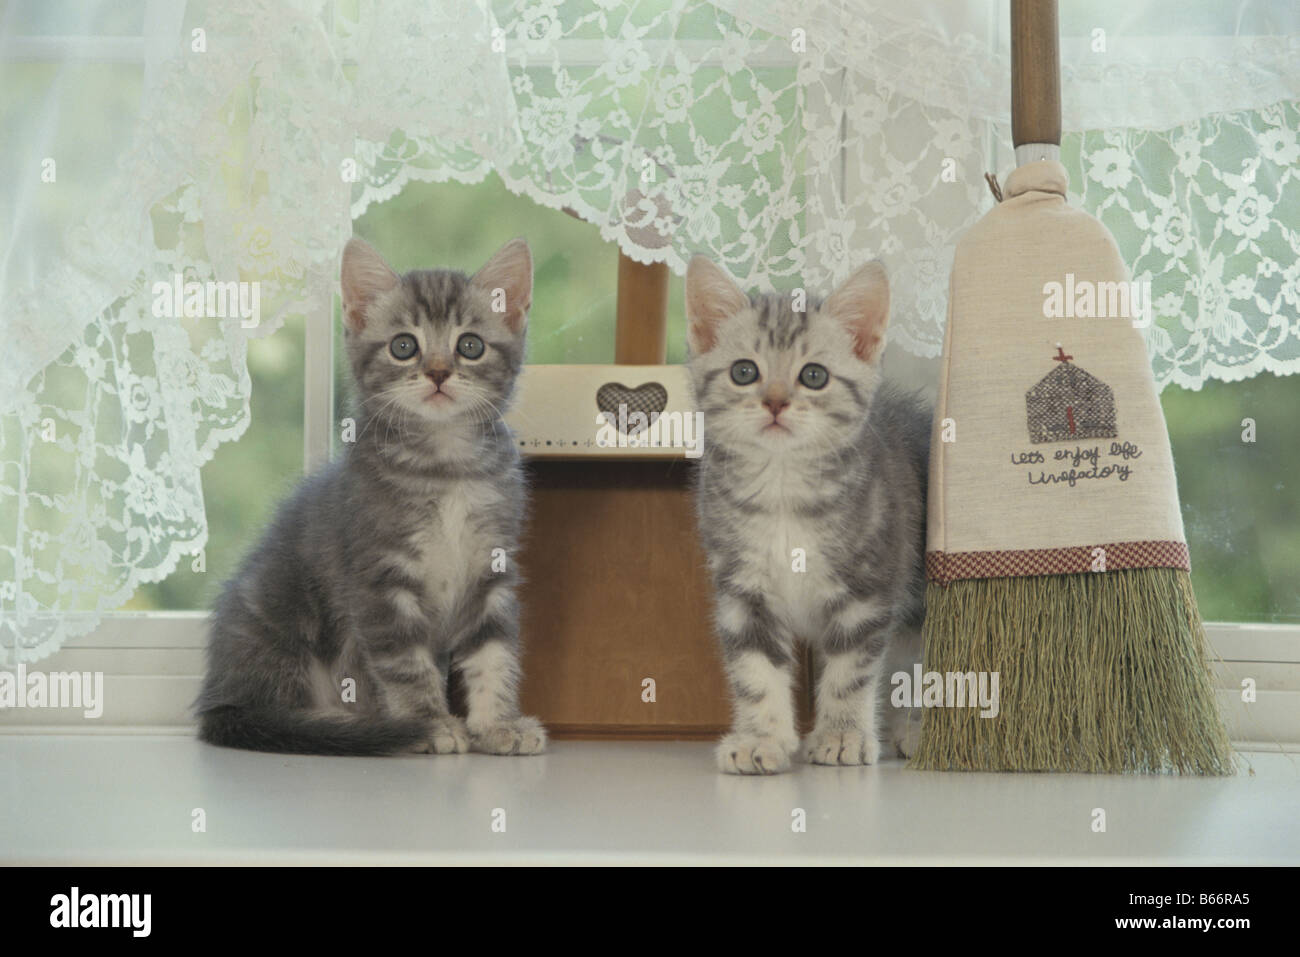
[198,706,427,756]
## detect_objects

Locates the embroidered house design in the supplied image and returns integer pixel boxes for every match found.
[1025,346,1117,444]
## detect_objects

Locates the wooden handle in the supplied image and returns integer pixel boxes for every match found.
[1010,0,1061,147]
[614,253,668,364]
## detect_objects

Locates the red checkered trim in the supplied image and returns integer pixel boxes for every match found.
[926,541,1190,585]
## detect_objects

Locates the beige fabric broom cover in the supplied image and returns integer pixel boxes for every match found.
[927,160,1189,584]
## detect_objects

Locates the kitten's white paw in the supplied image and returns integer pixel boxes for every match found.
[716,734,796,775]
[470,716,547,756]
[414,715,470,755]
[803,728,881,766]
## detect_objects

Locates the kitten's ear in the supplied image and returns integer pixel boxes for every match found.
[824,260,890,363]
[341,238,400,333]
[686,255,747,354]
[471,238,532,334]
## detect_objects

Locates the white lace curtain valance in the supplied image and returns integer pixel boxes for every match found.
[2,0,1298,662]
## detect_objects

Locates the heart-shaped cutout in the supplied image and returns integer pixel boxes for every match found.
[596,381,668,435]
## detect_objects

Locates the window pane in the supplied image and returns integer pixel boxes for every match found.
[1161,374,1300,623]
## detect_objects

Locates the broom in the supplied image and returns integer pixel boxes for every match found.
[909,0,1233,774]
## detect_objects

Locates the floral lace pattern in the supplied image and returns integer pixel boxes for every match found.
[1064,100,1300,389]
[2,0,1296,662]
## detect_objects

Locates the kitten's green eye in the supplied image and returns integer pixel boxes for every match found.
[457,333,485,360]
[730,359,759,385]
[799,363,829,390]
[390,334,418,360]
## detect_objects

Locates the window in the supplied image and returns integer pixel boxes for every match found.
[66,176,1300,737]
[1162,375,1299,624]
[4,3,1295,744]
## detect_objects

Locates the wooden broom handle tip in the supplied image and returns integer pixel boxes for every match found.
[1011,0,1061,149]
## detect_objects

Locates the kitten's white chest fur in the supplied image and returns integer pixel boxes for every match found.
[409,477,504,618]
[731,460,833,635]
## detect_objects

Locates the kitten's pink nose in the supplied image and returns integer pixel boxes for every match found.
[427,367,451,387]
[762,395,789,417]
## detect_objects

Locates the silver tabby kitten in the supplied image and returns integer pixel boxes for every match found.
[196,237,546,757]
[686,256,929,774]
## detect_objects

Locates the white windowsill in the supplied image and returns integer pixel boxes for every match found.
[0,738,1295,866]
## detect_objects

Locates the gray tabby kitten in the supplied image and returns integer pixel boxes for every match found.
[196,237,546,757]
[686,256,929,774]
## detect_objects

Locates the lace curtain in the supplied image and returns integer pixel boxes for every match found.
[2,0,1297,663]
